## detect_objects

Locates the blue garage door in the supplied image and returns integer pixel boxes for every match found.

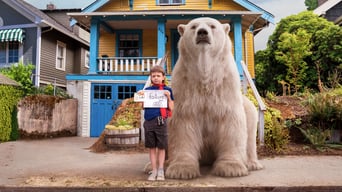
[90,83,145,137]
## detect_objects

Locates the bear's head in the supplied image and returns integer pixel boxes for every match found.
[177,17,231,57]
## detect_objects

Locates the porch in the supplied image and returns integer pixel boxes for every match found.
[97,56,168,74]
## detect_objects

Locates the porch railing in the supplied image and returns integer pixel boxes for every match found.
[241,61,267,145]
[97,57,158,73]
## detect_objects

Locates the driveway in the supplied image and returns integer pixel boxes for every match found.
[1,137,342,191]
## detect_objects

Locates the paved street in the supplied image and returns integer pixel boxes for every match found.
[1,137,342,191]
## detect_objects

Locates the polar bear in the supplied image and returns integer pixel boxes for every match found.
[165,17,263,179]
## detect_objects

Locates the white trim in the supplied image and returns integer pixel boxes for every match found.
[313,0,341,15]
[82,81,91,137]
[35,27,41,86]
[90,80,147,84]
[85,50,90,68]
[39,80,66,88]
[56,40,66,71]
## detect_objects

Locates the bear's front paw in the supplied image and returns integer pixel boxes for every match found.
[166,162,200,179]
[143,162,152,174]
[212,161,248,177]
[247,160,264,171]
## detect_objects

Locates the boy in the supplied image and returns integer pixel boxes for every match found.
[139,65,174,181]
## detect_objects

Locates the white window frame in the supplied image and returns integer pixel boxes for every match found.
[0,42,23,68]
[85,50,90,68]
[56,41,66,71]
[158,0,183,5]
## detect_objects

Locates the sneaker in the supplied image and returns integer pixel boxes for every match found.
[156,169,165,181]
[148,170,157,181]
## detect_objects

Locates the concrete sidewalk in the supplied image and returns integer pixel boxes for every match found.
[0,137,342,191]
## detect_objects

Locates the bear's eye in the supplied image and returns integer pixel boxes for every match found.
[210,25,216,29]
[191,25,197,30]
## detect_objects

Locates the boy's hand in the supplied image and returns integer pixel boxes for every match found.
[137,90,144,95]
[164,90,171,100]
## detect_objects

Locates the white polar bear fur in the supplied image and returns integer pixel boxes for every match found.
[165,17,263,179]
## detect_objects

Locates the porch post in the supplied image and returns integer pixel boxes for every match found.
[157,19,166,59]
[88,18,100,74]
[232,16,243,78]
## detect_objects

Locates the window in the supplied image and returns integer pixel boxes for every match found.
[56,41,66,70]
[0,42,21,68]
[94,85,112,100]
[118,33,140,57]
[85,50,90,68]
[158,0,183,5]
[118,85,137,99]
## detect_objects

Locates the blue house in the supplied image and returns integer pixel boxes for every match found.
[66,0,274,137]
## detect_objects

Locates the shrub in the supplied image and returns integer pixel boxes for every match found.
[245,89,290,152]
[264,107,290,152]
[0,61,35,96]
[0,85,24,142]
[304,90,342,130]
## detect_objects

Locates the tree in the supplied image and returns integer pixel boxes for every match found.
[255,11,342,94]
[275,29,312,94]
[305,0,318,10]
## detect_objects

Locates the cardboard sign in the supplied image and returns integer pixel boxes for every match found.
[134,90,167,108]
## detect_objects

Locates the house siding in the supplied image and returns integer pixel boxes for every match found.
[0,2,32,25]
[245,31,255,78]
[99,31,116,57]
[142,29,157,57]
[41,31,81,86]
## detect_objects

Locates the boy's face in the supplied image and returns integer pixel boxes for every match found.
[151,72,165,85]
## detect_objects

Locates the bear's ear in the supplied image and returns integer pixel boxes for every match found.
[222,24,230,34]
[178,24,186,36]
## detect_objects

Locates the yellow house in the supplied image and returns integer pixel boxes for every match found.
[67,0,274,137]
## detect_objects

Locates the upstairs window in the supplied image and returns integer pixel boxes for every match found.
[118,33,140,57]
[56,41,66,71]
[0,42,21,68]
[158,0,184,5]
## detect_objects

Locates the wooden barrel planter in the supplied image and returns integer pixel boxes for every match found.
[104,127,140,148]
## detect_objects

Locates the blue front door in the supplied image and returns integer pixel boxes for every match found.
[90,83,144,137]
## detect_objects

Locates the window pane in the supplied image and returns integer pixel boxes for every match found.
[8,42,19,63]
[173,0,182,3]
[0,43,6,64]
[160,0,169,4]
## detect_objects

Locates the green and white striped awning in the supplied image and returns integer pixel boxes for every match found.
[0,28,25,43]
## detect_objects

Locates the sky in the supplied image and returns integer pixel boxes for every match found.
[24,0,307,51]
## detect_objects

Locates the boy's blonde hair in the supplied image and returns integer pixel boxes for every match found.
[150,65,165,76]
[150,66,168,85]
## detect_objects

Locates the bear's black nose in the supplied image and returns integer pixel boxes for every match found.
[197,28,208,37]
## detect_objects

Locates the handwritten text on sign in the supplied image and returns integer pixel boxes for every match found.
[134,90,167,108]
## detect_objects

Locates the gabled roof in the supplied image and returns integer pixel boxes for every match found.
[0,74,19,86]
[80,0,274,24]
[313,0,342,15]
[70,0,274,33]
[1,0,89,46]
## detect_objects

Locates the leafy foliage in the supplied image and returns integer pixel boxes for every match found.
[304,90,342,130]
[34,84,72,99]
[275,29,312,94]
[245,89,289,152]
[255,11,342,95]
[305,0,318,10]
[264,107,290,152]
[0,85,24,142]
[0,61,35,95]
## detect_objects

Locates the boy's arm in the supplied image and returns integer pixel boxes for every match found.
[164,90,174,112]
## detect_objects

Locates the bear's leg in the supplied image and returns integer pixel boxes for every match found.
[243,96,263,171]
[211,112,249,177]
[165,117,202,179]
